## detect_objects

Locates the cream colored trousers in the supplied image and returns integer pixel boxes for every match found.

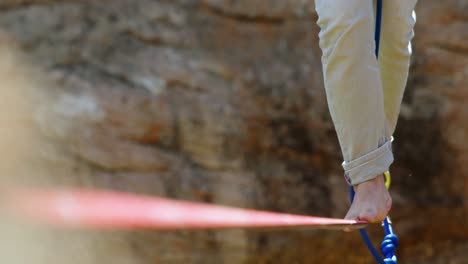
[315,0,418,185]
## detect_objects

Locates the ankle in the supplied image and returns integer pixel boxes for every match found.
[353,173,385,190]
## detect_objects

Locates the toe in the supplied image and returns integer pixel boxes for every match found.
[344,207,359,221]
[343,205,360,232]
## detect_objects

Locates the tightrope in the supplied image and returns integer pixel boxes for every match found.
[2,187,366,230]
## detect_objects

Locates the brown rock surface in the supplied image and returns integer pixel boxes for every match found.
[0,0,466,263]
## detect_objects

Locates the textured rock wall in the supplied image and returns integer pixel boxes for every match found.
[0,0,466,263]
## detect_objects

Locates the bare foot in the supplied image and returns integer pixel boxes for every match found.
[344,174,392,232]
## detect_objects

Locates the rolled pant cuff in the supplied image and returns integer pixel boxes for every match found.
[342,138,394,185]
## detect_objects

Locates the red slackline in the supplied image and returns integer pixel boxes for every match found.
[2,188,366,230]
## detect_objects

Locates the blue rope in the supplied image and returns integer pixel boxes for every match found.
[375,0,383,58]
[348,1,400,263]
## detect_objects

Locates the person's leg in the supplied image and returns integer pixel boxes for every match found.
[342,1,418,227]
[379,0,418,138]
[315,0,392,224]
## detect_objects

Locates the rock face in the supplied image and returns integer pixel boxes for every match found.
[0,0,466,263]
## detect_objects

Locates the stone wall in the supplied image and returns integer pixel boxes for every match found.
[0,0,466,263]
